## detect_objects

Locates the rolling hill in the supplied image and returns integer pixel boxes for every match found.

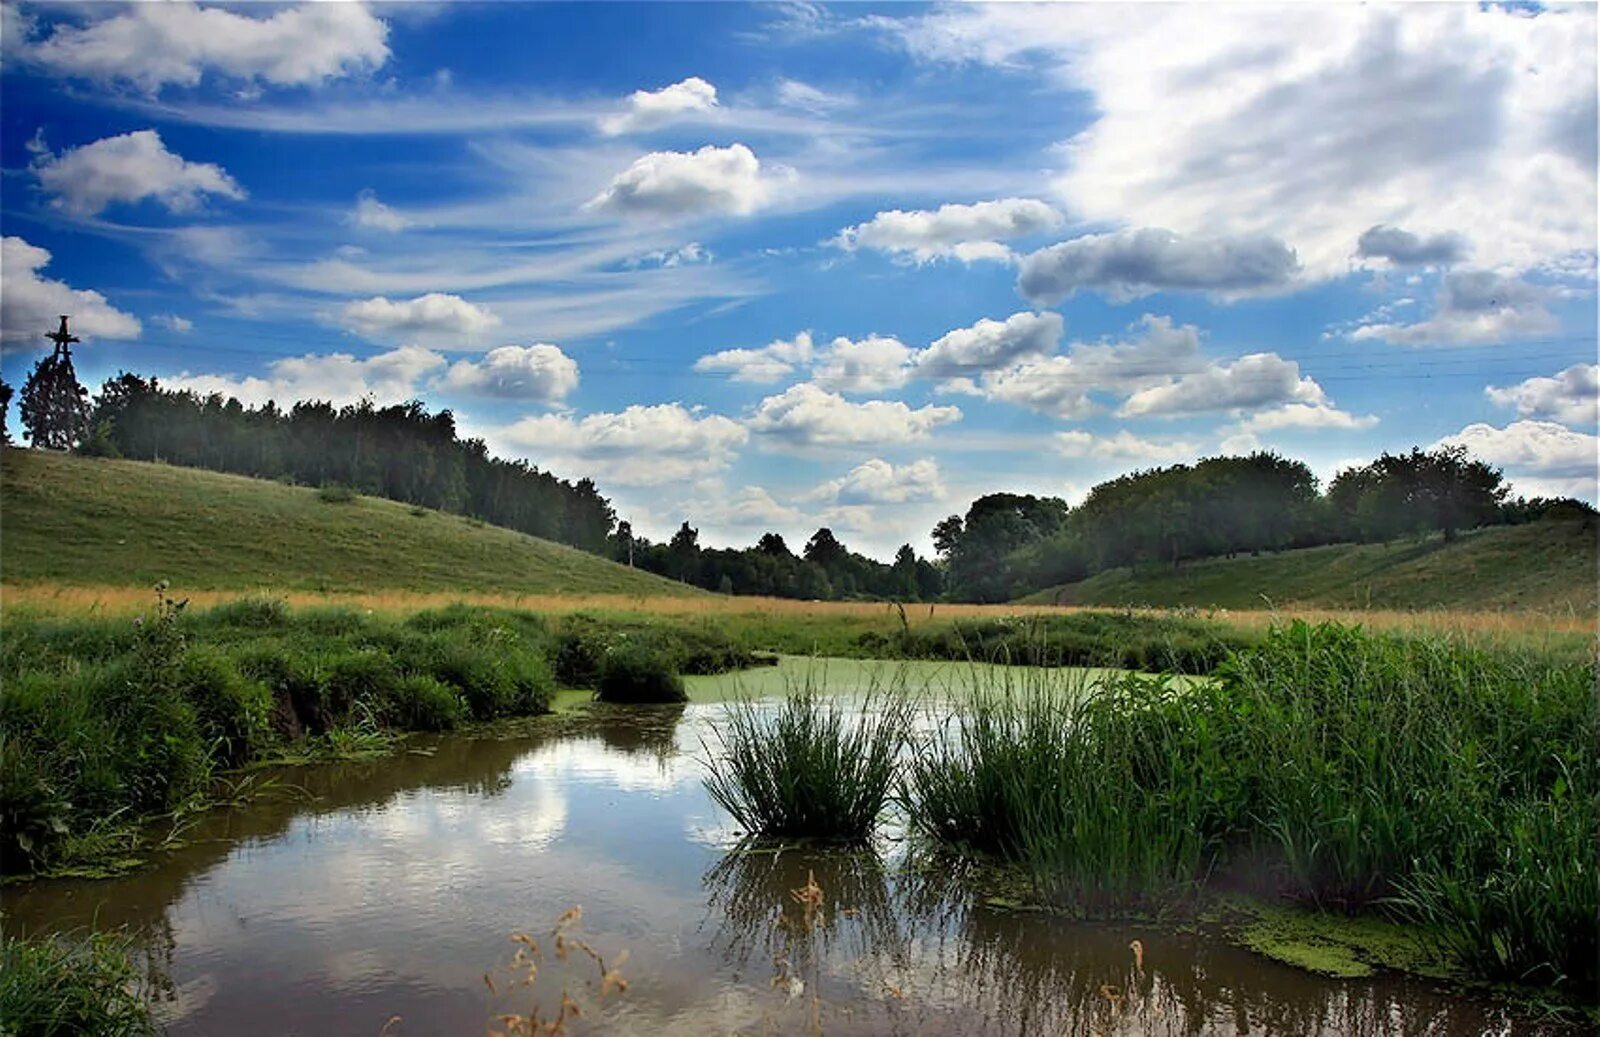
[0,449,699,598]
[1017,522,1598,613]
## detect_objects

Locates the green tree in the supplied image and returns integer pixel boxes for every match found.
[20,349,90,449]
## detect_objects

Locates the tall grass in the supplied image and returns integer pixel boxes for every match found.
[900,621,1597,991]
[703,672,914,840]
[0,931,161,1037]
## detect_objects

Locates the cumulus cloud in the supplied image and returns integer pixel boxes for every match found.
[1054,430,1199,464]
[1486,363,1599,428]
[338,292,500,345]
[811,335,915,394]
[747,383,960,447]
[587,143,772,218]
[1118,353,1328,418]
[33,130,244,217]
[27,1,390,91]
[811,458,945,505]
[1356,225,1467,267]
[1016,228,1299,304]
[694,332,814,384]
[833,198,1062,263]
[153,314,193,333]
[915,311,1062,382]
[0,236,141,348]
[1350,270,1560,346]
[599,77,719,135]
[885,4,1595,280]
[491,404,747,486]
[441,344,578,402]
[1436,420,1599,501]
[349,190,409,232]
[955,314,1205,419]
[1232,403,1379,433]
[168,345,445,408]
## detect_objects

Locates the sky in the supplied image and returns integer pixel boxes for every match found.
[1,1,1596,559]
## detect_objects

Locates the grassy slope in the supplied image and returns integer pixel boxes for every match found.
[0,449,698,598]
[1019,523,1597,612]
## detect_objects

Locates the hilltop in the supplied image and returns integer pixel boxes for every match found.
[1018,522,1597,613]
[0,449,698,598]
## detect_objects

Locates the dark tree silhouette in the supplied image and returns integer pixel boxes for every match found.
[0,378,13,443]
[20,340,91,450]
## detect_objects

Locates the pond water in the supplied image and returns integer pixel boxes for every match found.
[3,661,1565,1035]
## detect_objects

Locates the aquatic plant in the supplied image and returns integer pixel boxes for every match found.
[703,673,913,840]
[0,930,161,1037]
[594,643,686,704]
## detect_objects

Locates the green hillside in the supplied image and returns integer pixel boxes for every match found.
[0,449,698,597]
[1018,522,1597,613]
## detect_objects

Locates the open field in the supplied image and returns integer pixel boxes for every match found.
[1020,522,1598,613]
[0,450,696,599]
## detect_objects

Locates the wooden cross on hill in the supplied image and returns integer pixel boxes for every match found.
[45,315,79,359]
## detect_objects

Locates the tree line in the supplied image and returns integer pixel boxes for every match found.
[932,448,1591,602]
[4,356,1589,606]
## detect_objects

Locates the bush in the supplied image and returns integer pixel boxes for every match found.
[386,675,465,731]
[199,595,289,630]
[171,647,272,766]
[704,676,911,839]
[317,483,357,503]
[0,734,69,869]
[0,932,161,1037]
[595,644,686,704]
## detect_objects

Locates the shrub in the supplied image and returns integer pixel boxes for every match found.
[0,734,69,869]
[387,675,465,731]
[317,483,357,503]
[704,676,912,839]
[0,931,161,1037]
[595,644,686,704]
[172,647,273,766]
[199,595,289,630]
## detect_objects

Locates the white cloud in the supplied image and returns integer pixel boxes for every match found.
[587,143,772,218]
[1054,430,1199,464]
[1436,420,1599,501]
[1232,403,1379,433]
[811,458,945,505]
[33,130,244,217]
[338,293,500,345]
[775,78,852,113]
[811,335,915,394]
[0,236,141,347]
[626,242,712,268]
[914,311,1062,382]
[694,332,813,384]
[1118,353,1328,418]
[599,77,719,135]
[27,1,390,92]
[833,198,1062,263]
[491,404,747,486]
[956,314,1205,419]
[153,314,193,334]
[349,190,409,232]
[1486,363,1599,429]
[888,4,1595,282]
[1349,270,1561,346]
[168,345,445,408]
[441,344,578,403]
[1016,228,1300,304]
[747,383,961,447]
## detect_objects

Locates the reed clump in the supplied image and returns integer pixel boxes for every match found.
[704,673,914,840]
[900,621,1596,991]
[0,930,161,1037]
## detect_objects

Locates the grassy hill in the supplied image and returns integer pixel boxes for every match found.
[1018,522,1597,613]
[0,449,698,598]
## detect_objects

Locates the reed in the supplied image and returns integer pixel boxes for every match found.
[703,671,914,840]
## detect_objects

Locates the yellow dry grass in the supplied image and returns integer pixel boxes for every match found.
[2,580,1591,641]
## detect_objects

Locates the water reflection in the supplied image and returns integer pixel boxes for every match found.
[2,687,1577,1036]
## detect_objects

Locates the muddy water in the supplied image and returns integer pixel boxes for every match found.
[2,663,1561,1036]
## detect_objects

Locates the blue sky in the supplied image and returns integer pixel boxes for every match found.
[2,1,1595,557]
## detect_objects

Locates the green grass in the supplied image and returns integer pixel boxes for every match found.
[704,676,914,840]
[900,622,1598,993]
[0,930,161,1037]
[0,448,697,597]
[1019,523,1597,612]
